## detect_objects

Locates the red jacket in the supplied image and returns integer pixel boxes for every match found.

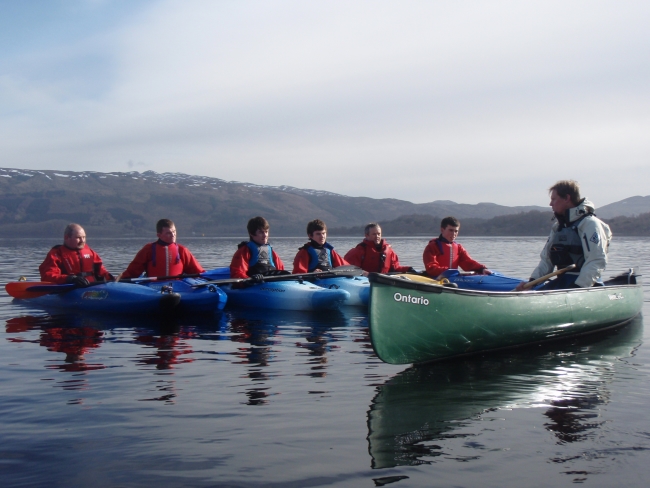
[121,241,205,278]
[292,242,348,274]
[423,237,487,277]
[344,240,410,273]
[39,244,113,284]
[230,244,286,279]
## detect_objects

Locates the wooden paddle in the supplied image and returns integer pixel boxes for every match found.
[192,265,364,288]
[517,264,577,291]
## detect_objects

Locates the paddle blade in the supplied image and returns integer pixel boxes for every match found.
[5,281,62,299]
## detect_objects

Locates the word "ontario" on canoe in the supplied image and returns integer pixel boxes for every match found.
[393,292,429,305]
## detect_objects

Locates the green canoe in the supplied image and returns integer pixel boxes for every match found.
[368,270,643,365]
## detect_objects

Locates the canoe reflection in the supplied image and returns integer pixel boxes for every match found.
[366,318,643,469]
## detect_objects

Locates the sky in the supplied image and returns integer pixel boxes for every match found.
[1,0,649,207]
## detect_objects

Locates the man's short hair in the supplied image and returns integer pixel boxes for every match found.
[247,216,270,236]
[64,223,82,238]
[549,180,581,205]
[440,216,460,229]
[364,222,380,235]
[307,219,327,235]
[156,219,175,233]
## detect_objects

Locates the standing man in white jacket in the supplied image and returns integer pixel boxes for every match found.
[516,180,612,291]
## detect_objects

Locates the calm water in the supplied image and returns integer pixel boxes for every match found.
[1,236,649,487]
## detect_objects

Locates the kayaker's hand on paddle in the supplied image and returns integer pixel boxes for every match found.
[66,275,90,287]
[480,268,493,275]
[515,280,532,292]
[251,274,264,283]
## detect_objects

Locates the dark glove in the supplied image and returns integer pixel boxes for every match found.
[407,267,418,274]
[66,275,90,287]
[250,274,264,283]
[264,269,291,276]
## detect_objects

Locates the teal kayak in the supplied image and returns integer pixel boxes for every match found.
[220,280,350,310]
[202,267,367,307]
[311,275,369,306]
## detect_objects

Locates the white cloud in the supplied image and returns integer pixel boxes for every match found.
[1,0,649,206]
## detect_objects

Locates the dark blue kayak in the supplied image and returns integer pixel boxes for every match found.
[439,269,526,291]
[11,278,225,313]
[13,282,180,314]
[138,277,227,313]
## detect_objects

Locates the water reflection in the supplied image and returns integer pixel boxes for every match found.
[224,308,356,405]
[228,314,279,405]
[367,318,643,469]
[4,312,228,403]
[7,315,106,374]
[544,396,603,445]
[133,329,196,370]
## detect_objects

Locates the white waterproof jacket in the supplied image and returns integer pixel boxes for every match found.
[531,198,612,288]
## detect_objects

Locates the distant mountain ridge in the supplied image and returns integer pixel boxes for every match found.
[0,167,546,237]
[597,196,650,218]
[0,167,646,237]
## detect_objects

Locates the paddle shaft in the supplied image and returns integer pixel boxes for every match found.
[119,273,203,283]
[7,273,205,299]
[520,264,577,291]
[193,266,364,287]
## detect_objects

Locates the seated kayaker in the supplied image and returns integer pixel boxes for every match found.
[423,216,492,278]
[39,223,114,287]
[230,216,288,281]
[118,219,205,279]
[515,180,612,291]
[344,222,415,275]
[293,219,350,274]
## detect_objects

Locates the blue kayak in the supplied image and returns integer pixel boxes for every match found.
[138,277,227,313]
[312,275,369,306]
[201,267,365,308]
[14,282,181,314]
[220,281,350,310]
[439,269,526,291]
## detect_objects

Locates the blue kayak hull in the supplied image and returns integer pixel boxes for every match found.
[222,281,350,310]
[140,278,227,313]
[202,267,363,308]
[440,270,526,291]
[313,276,369,306]
[21,282,179,314]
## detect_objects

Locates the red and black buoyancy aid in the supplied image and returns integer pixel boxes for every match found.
[52,245,103,282]
[432,237,456,270]
[355,241,387,272]
[148,241,183,277]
